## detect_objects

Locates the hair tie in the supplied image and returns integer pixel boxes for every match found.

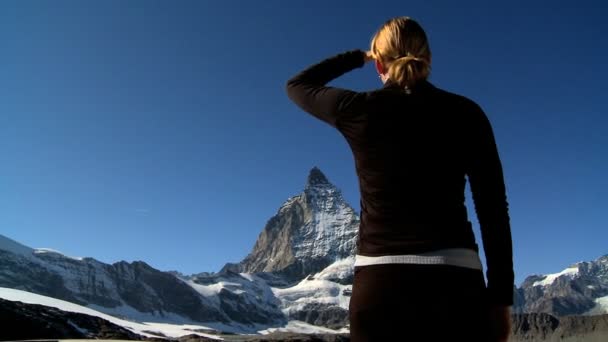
[393,55,427,65]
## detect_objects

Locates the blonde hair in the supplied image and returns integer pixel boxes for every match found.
[370,17,432,89]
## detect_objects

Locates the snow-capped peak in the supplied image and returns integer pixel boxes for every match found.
[34,248,84,261]
[532,265,581,287]
[597,255,608,265]
[293,169,359,261]
[229,167,359,280]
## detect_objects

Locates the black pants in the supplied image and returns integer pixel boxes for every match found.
[349,264,492,341]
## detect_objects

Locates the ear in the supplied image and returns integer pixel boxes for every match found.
[375,60,386,75]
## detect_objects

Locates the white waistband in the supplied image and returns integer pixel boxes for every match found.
[354,248,483,271]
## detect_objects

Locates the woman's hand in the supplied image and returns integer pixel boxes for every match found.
[364,50,375,63]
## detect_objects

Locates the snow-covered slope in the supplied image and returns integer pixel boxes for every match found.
[274,258,353,312]
[585,295,608,315]
[273,257,354,329]
[532,266,580,287]
[182,271,285,326]
[0,286,345,337]
[0,287,220,339]
[34,248,84,261]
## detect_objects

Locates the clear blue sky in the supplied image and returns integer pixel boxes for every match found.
[1,1,606,286]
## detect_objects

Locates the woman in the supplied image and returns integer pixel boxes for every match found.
[286,16,514,341]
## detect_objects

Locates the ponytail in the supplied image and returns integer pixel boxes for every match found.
[387,54,431,89]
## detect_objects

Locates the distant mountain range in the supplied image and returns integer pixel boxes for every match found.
[516,255,608,316]
[0,166,607,340]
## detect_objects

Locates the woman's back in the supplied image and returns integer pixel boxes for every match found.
[288,65,508,258]
[339,79,480,255]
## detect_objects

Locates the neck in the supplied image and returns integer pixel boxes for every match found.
[383,78,433,91]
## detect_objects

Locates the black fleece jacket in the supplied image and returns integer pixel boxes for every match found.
[285,49,514,306]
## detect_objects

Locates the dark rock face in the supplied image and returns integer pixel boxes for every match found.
[510,313,608,341]
[287,303,350,330]
[0,250,84,305]
[240,332,351,341]
[0,298,144,341]
[227,199,303,278]
[511,313,561,340]
[108,261,226,323]
[306,166,331,187]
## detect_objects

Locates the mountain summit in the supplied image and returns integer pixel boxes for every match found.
[222,167,360,283]
[306,166,331,188]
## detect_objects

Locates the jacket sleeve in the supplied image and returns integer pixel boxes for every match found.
[466,102,515,306]
[285,50,367,128]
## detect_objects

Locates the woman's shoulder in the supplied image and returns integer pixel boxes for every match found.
[431,84,482,109]
[431,85,491,123]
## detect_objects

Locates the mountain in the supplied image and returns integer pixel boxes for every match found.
[221,166,359,283]
[514,255,608,317]
[0,233,284,328]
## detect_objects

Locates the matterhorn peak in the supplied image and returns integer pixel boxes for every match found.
[305,166,332,189]
[224,167,360,282]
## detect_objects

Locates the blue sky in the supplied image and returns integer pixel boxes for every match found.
[1,0,606,286]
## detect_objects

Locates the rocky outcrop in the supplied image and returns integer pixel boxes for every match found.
[510,313,608,341]
[287,303,349,330]
[0,298,145,341]
[0,249,84,305]
[511,313,560,340]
